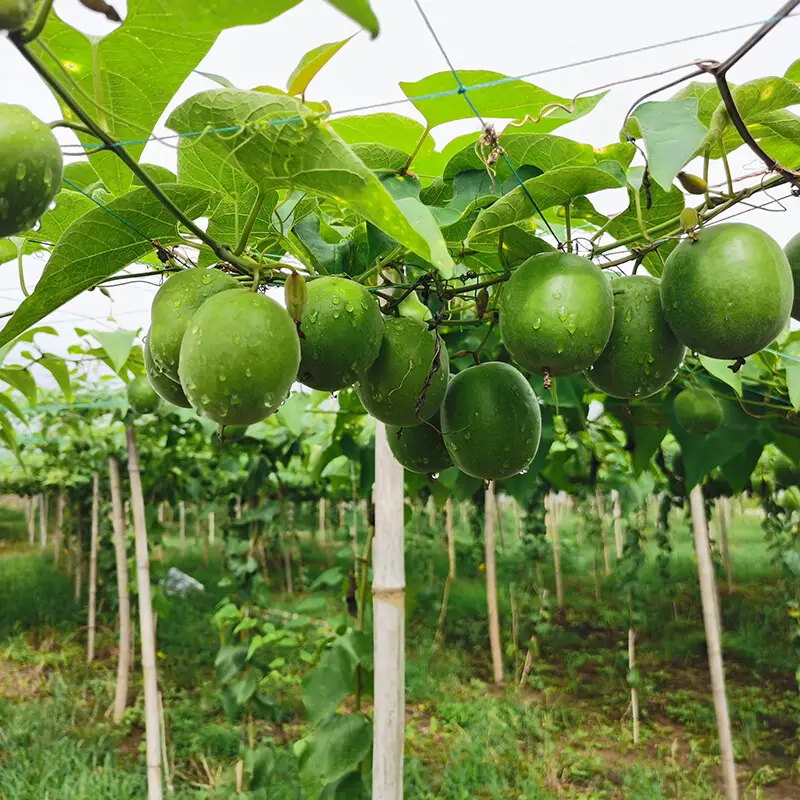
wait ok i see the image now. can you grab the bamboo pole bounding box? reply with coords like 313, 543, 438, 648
433, 497, 456, 649
689, 485, 738, 800
54, 491, 64, 566
178, 501, 186, 551
595, 489, 611, 575
125, 426, 163, 800
38, 492, 47, 549
27, 495, 36, 545
109, 456, 131, 722
628, 627, 640, 744
546, 493, 564, 610
611, 489, 623, 560
372, 422, 405, 800
87, 472, 100, 663
235, 495, 242, 521
717, 498, 734, 593
74, 525, 82, 602
208, 510, 215, 546
318, 497, 327, 540
485, 482, 504, 685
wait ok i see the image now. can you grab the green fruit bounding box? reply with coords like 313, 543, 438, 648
783, 232, 800, 320
773, 454, 800, 488
144, 335, 191, 408
587, 276, 685, 399
220, 425, 249, 442
673, 388, 722, 434
356, 317, 449, 426
387, 413, 452, 474
178, 290, 300, 426
127, 375, 160, 415
298, 276, 384, 391
677, 172, 708, 195
661, 224, 792, 359
441, 362, 541, 480
0, 104, 63, 238
500, 252, 614, 376
150, 269, 240, 381
0, 0, 33, 31
778, 485, 800, 512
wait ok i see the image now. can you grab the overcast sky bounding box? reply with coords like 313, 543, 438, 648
0, 0, 798, 374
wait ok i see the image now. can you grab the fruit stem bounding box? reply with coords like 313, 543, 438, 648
563, 204, 573, 253
9, 34, 261, 277
17, 248, 29, 298
720, 146, 735, 197
401, 125, 431, 173
19, 0, 53, 44
49, 119, 101, 138
702, 152, 711, 216
633, 187, 653, 243
234, 190, 267, 256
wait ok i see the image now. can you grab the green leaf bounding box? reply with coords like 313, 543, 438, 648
668, 397, 759, 489
0, 368, 37, 405
400, 70, 605, 131
215, 645, 249, 684
0, 392, 27, 425
86, 329, 138, 374
721, 440, 762, 493
330, 113, 428, 154
36, 0, 305, 193
351, 143, 409, 171
0, 185, 211, 347
299, 713, 372, 787
194, 70, 236, 88
38, 355, 72, 402
782, 341, 800, 412
443, 133, 594, 180
324, 0, 379, 37
61, 161, 101, 192
303, 641, 357, 724
631, 99, 708, 191
698, 355, 743, 397
287, 36, 354, 96
613, 402, 668, 475
167, 90, 453, 276
468, 165, 625, 241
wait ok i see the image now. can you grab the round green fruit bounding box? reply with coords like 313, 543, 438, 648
178, 290, 300, 426
387, 413, 452, 474
298, 276, 383, 391
220, 425, 249, 442
783, 232, 800, 320
773, 454, 800, 488
144, 335, 191, 408
0, 104, 63, 238
587, 276, 685, 399
356, 317, 449, 426
661, 223, 792, 359
0, 0, 33, 31
150, 268, 240, 381
778, 485, 800, 512
500, 252, 614, 376
127, 375, 160, 415
441, 362, 541, 480
673, 388, 722, 435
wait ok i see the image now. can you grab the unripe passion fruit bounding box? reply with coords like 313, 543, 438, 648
299, 276, 383, 391
783, 232, 800, 320
127, 375, 161, 414
149, 269, 240, 381
587, 276, 685, 399
178, 290, 300, 426
144, 335, 191, 408
356, 317, 448, 426
500, 252, 614, 376
0, 0, 33, 32
0, 104, 63, 238
661, 223, 792, 359
387, 413, 452, 474
441, 362, 541, 480
673, 388, 722, 434
773, 454, 800, 488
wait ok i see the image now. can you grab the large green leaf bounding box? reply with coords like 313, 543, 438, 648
468, 165, 625, 241
299, 713, 372, 787
86, 329, 138, 374
443, 133, 594, 180
168, 90, 453, 275
399, 71, 605, 131
324, 0, 379, 37
330, 113, 429, 154
0, 185, 211, 347
35, 0, 305, 194
0, 368, 37, 405
631, 99, 708, 191
698, 355, 743, 397
287, 37, 354, 96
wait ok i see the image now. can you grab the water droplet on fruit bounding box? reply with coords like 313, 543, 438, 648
464, 432, 471, 440
201, 273, 212, 285
201, 395, 210, 404
332, 310, 340, 319
557, 343, 565, 354
557, 306, 567, 321
565, 318, 577, 335
624, 309, 633, 323
648, 324, 654, 333
16, 163, 26, 180
532, 317, 541, 330
331, 296, 341, 305
552, 290, 562, 300
345, 302, 354, 312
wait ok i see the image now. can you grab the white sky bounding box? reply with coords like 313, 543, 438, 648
0, 0, 798, 378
